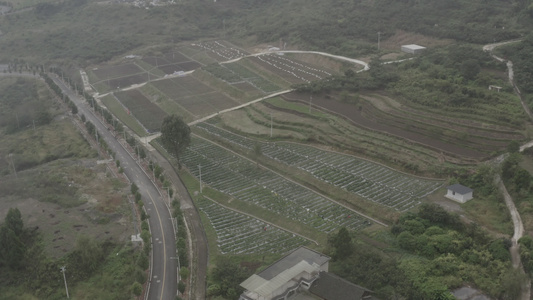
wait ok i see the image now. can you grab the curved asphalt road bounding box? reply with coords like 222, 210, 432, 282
50, 74, 177, 300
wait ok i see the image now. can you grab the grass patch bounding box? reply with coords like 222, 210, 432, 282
266, 96, 330, 118
100, 94, 148, 137
71, 244, 141, 300
426, 188, 513, 236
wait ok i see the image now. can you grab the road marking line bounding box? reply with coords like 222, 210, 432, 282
148, 192, 167, 300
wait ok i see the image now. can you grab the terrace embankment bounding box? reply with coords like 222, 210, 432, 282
282, 91, 524, 163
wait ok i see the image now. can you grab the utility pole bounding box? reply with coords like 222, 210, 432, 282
198, 165, 202, 194
8, 154, 17, 178
378, 32, 381, 51
60, 266, 69, 299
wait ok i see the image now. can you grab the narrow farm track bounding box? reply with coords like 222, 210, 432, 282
222, 50, 370, 72
485, 40, 531, 300
483, 40, 533, 121
495, 175, 530, 300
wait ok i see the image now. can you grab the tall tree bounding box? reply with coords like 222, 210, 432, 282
211, 259, 251, 299
0, 227, 25, 269
160, 115, 191, 167
0, 208, 26, 270
332, 227, 353, 259
5, 207, 23, 237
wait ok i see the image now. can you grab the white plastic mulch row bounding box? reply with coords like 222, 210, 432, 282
181, 137, 372, 233
256, 54, 331, 83
197, 197, 307, 254
192, 41, 247, 61
194, 122, 443, 211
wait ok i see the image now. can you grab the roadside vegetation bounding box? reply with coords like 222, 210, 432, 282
0, 76, 144, 299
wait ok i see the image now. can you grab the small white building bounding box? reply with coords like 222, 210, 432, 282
401, 44, 426, 55
446, 184, 473, 203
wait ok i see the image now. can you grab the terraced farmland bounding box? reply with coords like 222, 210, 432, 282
181, 137, 373, 234
114, 90, 167, 133
197, 197, 308, 254
252, 54, 333, 84
192, 41, 248, 62
204, 62, 281, 94
194, 122, 444, 211
150, 76, 239, 117
91, 63, 143, 79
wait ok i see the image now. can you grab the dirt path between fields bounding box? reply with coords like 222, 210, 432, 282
495, 175, 530, 300
486, 40, 531, 300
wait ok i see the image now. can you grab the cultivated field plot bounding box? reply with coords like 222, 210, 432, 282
191, 41, 248, 62
182, 137, 373, 233
150, 76, 239, 117
92, 63, 143, 79
151, 76, 214, 98
251, 54, 332, 84
142, 55, 202, 75
142, 56, 171, 66
195, 122, 443, 211
108, 73, 150, 89
114, 90, 167, 133
164, 51, 192, 63
204, 62, 281, 94
197, 197, 308, 254
158, 61, 202, 75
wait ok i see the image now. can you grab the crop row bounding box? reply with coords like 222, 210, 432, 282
181, 138, 372, 233
204, 62, 280, 93
255, 54, 331, 83
192, 41, 247, 61
194, 122, 443, 211
114, 89, 167, 133
197, 197, 307, 254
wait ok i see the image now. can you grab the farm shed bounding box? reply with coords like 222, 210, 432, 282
239, 246, 330, 300
446, 184, 473, 203
239, 246, 380, 300
401, 44, 426, 54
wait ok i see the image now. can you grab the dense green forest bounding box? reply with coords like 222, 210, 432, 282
230, 0, 532, 54
327, 204, 520, 299
1, 0, 533, 65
